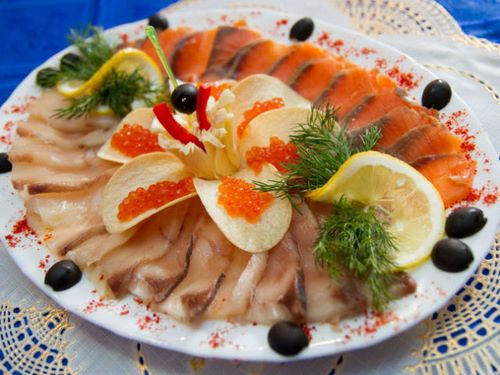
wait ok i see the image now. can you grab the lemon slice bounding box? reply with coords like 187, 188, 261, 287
56, 47, 163, 98
307, 151, 445, 269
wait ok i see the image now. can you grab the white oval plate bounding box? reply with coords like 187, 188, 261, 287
0, 8, 499, 362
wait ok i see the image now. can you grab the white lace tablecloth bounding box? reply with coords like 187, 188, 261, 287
1, 1, 498, 374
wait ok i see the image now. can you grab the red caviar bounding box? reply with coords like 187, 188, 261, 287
111, 124, 164, 157
237, 98, 285, 139
218, 176, 273, 223
118, 177, 195, 221
209, 82, 233, 100
246, 137, 299, 173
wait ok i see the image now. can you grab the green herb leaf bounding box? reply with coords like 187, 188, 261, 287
61, 26, 116, 82
253, 106, 381, 200
313, 197, 397, 311
54, 69, 165, 119
145, 25, 178, 89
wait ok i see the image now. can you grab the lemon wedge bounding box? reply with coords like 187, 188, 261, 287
307, 151, 445, 269
56, 47, 163, 98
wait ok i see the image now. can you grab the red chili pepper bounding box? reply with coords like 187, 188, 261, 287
153, 103, 205, 151
196, 84, 212, 131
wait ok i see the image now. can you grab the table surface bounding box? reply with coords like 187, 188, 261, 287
0, 0, 499, 106
0, 1, 499, 374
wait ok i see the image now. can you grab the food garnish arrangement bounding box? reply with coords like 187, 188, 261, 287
2, 13, 492, 357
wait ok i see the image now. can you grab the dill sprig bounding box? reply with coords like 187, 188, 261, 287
61, 26, 116, 81
313, 198, 398, 311
254, 106, 381, 200
55, 69, 164, 119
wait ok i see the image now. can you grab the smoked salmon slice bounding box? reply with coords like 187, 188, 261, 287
269, 42, 327, 83
415, 154, 476, 207
316, 68, 377, 120
201, 26, 261, 81
230, 40, 289, 80
140, 27, 192, 68
385, 124, 462, 165
171, 29, 218, 82
289, 56, 347, 102
366, 106, 438, 149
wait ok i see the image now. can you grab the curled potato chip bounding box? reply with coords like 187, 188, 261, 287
102, 152, 196, 233
230, 74, 309, 128
193, 165, 292, 253
238, 107, 311, 164
97, 108, 157, 164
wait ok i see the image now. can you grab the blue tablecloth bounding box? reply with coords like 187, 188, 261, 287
0, 0, 499, 105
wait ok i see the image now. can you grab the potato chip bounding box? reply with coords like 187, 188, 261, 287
230, 74, 310, 129
193, 165, 292, 253
102, 152, 196, 233
97, 108, 157, 164
238, 107, 311, 164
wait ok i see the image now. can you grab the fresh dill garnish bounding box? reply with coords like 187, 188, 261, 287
313, 197, 397, 311
60, 26, 116, 82
55, 69, 164, 119
253, 106, 381, 200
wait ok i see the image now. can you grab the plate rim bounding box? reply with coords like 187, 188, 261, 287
1, 7, 499, 362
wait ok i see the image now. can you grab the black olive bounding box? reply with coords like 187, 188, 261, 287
148, 14, 169, 31
45, 260, 82, 291
0, 152, 12, 173
421, 79, 452, 110
267, 321, 309, 356
431, 238, 473, 272
36, 67, 59, 88
445, 207, 487, 238
60, 53, 83, 72
171, 83, 198, 114
290, 17, 315, 42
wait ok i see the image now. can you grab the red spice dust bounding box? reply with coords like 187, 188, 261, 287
12, 218, 34, 235
43, 233, 53, 242
208, 331, 225, 349
84, 298, 111, 313
375, 58, 388, 69
137, 313, 161, 330
5, 234, 20, 248
119, 305, 130, 316
386, 66, 419, 90
361, 47, 376, 55
484, 192, 498, 204
0, 121, 15, 145
464, 183, 499, 205
38, 255, 51, 271
276, 19, 288, 27
300, 324, 317, 342
343, 310, 400, 336
134, 297, 144, 304
443, 110, 479, 162
119, 33, 129, 44
5, 217, 36, 248
374, 58, 421, 90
